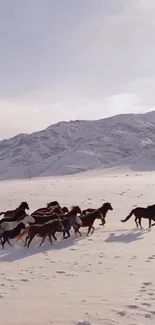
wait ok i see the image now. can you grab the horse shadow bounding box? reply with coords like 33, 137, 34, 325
0, 232, 85, 263
104, 229, 150, 244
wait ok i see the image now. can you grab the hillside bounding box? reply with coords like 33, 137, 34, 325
1, 111, 155, 180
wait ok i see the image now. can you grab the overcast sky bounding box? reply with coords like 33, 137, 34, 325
0, 0, 155, 139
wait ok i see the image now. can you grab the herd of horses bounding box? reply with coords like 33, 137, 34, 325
0, 200, 155, 249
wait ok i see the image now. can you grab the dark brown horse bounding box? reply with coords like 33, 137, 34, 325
31, 201, 60, 217
32, 206, 63, 217
82, 208, 96, 215
32, 213, 59, 225
16, 219, 64, 247
61, 206, 69, 214
121, 204, 155, 228
32, 206, 81, 225
74, 202, 113, 236
0, 202, 29, 220
0, 222, 26, 249
42, 206, 64, 216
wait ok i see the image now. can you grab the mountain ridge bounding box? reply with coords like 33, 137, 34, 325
1, 110, 155, 180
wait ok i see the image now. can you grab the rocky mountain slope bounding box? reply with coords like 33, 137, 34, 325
1, 111, 155, 180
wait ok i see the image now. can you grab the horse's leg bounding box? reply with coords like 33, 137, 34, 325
75, 228, 82, 237
27, 235, 35, 248
63, 230, 66, 239
7, 238, 13, 246
39, 236, 46, 247
91, 226, 95, 235
52, 230, 57, 241
74, 225, 81, 236
149, 218, 152, 228
48, 234, 53, 245
139, 218, 143, 229
87, 225, 92, 236
24, 236, 29, 247
0, 237, 3, 246
1, 238, 5, 249
135, 217, 139, 227
64, 230, 70, 239
100, 218, 106, 226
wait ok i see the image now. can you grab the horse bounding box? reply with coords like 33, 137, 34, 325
74, 202, 113, 236
0, 202, 29, 219
62, 206, 69, 214
98, 202, 113, 226
31, 202, 61, 217
17, 219, 64, 248
121, 204, 155, 228
0, 222, 26, 249
47, 201, 60, 208
0, 207, 29, 225
32, 213, 59, 225
0, 214, 35, 235
82, 208, 96, 215
33, 206, 81, 225
52, 215, 82, 240
41, 206, 65, 216
59, 206, 81, 219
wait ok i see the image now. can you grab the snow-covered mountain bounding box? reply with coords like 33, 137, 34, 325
1, 111, 155, 180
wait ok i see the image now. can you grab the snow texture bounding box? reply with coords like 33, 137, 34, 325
1, 110, 155, 180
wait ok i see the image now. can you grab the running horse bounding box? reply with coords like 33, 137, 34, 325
0, 202, 29, 220
74, 202, 113, 236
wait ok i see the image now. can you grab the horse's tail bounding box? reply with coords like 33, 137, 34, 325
121, 209, 135, 223
0, 212, 4, 216
16, 228, 29, 243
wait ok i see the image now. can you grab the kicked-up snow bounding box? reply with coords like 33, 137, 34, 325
0, 170, 155, 324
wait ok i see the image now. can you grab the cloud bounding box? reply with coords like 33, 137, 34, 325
0, 1, 155, 138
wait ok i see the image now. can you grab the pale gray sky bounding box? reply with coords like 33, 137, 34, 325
0, 0, 155, 139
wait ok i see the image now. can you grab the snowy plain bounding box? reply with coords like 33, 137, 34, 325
0, 169, 155, 325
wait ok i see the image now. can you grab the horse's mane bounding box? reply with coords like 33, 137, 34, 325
46, 201, 59, 207
147, 204, 155, 209
71, 205, 80, 209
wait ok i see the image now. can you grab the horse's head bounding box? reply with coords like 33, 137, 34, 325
20, 202, 29, 210
53, 206, 62, 214
47, 201, 59, 208
102, 202, 113, 211
62, 206, 69, 214
23, 214, 35, 226
71, 206, 81, 215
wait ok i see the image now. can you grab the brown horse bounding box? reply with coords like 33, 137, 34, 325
0, 222, 26, 249
32, 206, 63, 217
16, 219, 64, 248
32, 206, 81, 225
58, 206, 81, 219
121, 204, 155, 228
0, 202, 29, 219
82, 208, 96, 215
31, 201, 60, 216
61, 206, 69, 213
43, 206, 64, 216
74, 202, 113, 236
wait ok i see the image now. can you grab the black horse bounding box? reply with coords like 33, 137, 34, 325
121, 204, 155, 228
0, 222, 26, 249
0, 202, 29, 220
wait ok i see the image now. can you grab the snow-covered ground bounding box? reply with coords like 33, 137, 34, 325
1, 170, 155, 325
